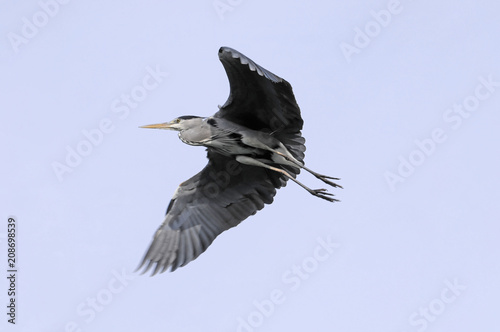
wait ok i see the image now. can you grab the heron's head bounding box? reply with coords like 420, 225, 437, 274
140, 116, 203, 132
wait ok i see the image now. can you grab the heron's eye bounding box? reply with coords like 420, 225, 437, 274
175, 118, 181, 123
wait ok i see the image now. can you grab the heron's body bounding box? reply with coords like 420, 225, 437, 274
180, 116, 296, 163
137, 47, 341, 275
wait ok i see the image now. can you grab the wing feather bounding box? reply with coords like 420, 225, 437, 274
138, 151, 282, 274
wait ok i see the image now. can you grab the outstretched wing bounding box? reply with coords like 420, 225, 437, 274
137, 151, 283, 275
216, 47, 305, 160
216, 46, 303, 132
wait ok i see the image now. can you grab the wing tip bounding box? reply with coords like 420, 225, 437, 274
218, 46, 283, 83
135, 258, 175, 276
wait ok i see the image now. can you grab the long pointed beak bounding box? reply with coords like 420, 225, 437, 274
139, 122, 172, 130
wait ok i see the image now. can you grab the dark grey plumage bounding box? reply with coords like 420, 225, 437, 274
137, 47, 340, 275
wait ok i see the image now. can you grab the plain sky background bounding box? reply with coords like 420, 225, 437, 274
1, 0, 499, 331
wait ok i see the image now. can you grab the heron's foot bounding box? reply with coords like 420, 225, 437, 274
310, 188, 339, 203
314, 174, 343, 189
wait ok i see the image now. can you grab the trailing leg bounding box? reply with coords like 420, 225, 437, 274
235, 156, 338, 202
266, 143, 342, 189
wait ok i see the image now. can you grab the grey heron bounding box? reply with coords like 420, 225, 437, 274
137, 47, 341, 275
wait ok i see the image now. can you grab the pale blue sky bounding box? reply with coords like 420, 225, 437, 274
1, 1, 499, 331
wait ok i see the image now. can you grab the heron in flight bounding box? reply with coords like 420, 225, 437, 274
137, 47, 341, 275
